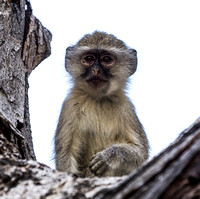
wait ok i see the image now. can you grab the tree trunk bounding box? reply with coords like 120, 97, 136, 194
0, 1, 200, 198
0, 0, 51, 160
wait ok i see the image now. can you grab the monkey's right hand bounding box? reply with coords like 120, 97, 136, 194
89, 150, 110, 176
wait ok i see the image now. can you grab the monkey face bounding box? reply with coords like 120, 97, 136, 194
65, 31, 138, 97
80, 50, 116, 89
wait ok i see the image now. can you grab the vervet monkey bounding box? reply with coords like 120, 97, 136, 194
55, 31, 149, 177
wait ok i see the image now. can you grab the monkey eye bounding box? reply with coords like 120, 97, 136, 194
81, 54, 96, 66
85, 55, 95, 62
101, 55, 116, 67
102, 56, 112, 63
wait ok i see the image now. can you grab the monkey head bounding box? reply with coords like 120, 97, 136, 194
65, 31, 137, 97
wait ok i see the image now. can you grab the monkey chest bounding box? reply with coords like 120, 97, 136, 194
77, 103, 125, 146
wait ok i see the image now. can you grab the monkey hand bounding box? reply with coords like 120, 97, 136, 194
89, 147, 116, 176
89, 151, 110, 176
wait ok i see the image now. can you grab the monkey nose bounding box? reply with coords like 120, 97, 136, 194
91, 68, 100, 76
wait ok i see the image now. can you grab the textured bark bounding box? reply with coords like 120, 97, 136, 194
0, 0, 200, 198
0, 158, 124, 199
0, 0, 52, 160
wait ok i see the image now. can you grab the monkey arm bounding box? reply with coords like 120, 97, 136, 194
89, 143, 147, 177
55, 98, 84, 175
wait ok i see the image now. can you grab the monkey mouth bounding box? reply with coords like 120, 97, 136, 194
86, 77, 108, 88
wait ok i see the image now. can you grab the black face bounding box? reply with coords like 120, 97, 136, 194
81, 50, 116, 88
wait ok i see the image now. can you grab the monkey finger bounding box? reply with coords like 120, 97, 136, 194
90, 153, 103, 164
90, 155, 96, 161
95, 164, 108, 176
90, 152, 100, 161
89, 159, 104, 173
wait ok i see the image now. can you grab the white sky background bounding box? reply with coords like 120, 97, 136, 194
29, 0, 200, 168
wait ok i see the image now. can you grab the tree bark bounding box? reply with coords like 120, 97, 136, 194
0, 0, 51, 160
0, 0, 200, 198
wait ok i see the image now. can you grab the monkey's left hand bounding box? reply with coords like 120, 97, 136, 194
89, 147, 116, 176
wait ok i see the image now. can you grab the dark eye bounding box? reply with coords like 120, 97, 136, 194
81, 54, 95, 66
85, 55, 95, 62
100, 54, 116, 67
102, 56, 112, 63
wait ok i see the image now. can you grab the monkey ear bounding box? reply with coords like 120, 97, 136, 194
128, 49, 137, 76
66, 46, 74, 52
65, 46, 74, 73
